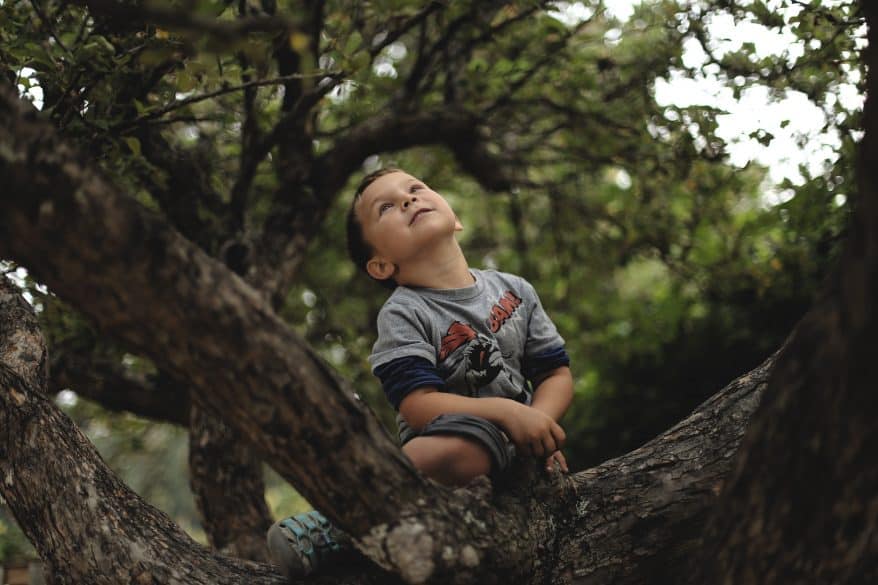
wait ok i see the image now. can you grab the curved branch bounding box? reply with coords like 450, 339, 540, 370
0, 84, 549, 583
314, 109, 512, 198
243, 108, 513, 305
0, 83, 419, 534
555, 352, 774, 583
49, 343, 190, 426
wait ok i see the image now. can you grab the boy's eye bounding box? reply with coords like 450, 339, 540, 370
410, 185, 422, 193
378, 202, 393, 215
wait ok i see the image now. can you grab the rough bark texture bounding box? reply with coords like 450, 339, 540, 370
553, 354, 772, 584
701, 5, 878, 582
130, 107, 276, 557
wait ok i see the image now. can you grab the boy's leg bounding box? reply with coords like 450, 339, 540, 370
268, 415, 512, 577
403, 434, 492, 487
402, 414, 516, 487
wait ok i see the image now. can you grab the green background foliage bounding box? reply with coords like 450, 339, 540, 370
0, 0, 864, 559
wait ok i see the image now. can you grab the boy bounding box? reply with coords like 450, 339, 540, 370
267, 168, 573, 576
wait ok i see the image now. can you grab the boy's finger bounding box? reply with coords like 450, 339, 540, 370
544, 451, 563, 473
555, 450, 569, 473
550, 421, 566, 449
531, 439, 548, 458
541, 436, 557, 457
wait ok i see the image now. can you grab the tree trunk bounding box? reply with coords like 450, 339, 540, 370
189, 403, 273, 561
702, 4, 878, 581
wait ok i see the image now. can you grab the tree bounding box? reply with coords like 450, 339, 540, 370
0, 0, 874, 583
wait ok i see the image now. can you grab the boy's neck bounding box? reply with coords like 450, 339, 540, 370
395, 239, 475, 290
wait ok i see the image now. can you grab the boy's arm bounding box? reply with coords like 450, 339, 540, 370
399, 388, 566, 457
530, 365, 573, 472
529, 366, 574, 422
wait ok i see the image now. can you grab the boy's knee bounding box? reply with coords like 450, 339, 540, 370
403, 435, 492, 486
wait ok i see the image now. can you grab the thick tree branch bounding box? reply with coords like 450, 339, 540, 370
557, 352, 773, 584
0, 84, 553, 583
314, 108, 512, 197
188, 404, 272, 561
0, 83, 414, 528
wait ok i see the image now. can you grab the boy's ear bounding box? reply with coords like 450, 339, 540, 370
366, 256, 397, 282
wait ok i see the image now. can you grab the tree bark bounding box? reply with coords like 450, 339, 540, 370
551, 354, 772, 584
131, 109, 277, 559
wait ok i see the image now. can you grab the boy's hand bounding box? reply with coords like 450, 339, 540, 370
500, 401, 566, 457
545, 450, 568, 473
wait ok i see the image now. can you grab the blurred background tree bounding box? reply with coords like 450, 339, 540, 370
0, 0, 864, 561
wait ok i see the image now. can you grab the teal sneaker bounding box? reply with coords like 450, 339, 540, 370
266, 511, 348, 577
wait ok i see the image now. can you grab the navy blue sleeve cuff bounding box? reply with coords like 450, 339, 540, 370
524, 346, 570, 388
373, 356, 445, 410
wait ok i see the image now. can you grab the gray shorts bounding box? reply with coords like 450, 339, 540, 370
401, 413, 517, 474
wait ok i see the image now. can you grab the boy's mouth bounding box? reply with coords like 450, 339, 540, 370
410, 208, 432, 225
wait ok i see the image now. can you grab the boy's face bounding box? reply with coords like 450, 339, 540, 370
355, 171, 462, 281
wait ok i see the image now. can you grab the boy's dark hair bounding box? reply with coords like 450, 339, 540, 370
346, 167, 401, 290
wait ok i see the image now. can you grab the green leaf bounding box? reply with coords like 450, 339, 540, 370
124, 137, 141, 156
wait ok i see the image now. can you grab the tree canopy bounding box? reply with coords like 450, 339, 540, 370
0, 0, 874, 583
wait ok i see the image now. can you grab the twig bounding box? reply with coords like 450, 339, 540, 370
143, 115, 225, 126
115, 71, 343, 129
29, 0, 73, 55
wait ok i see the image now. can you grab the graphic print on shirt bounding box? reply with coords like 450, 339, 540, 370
488, 290, 522, 333
437, 290, 524, 397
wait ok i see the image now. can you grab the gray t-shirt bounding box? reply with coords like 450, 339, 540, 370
369, 269, 565, 439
